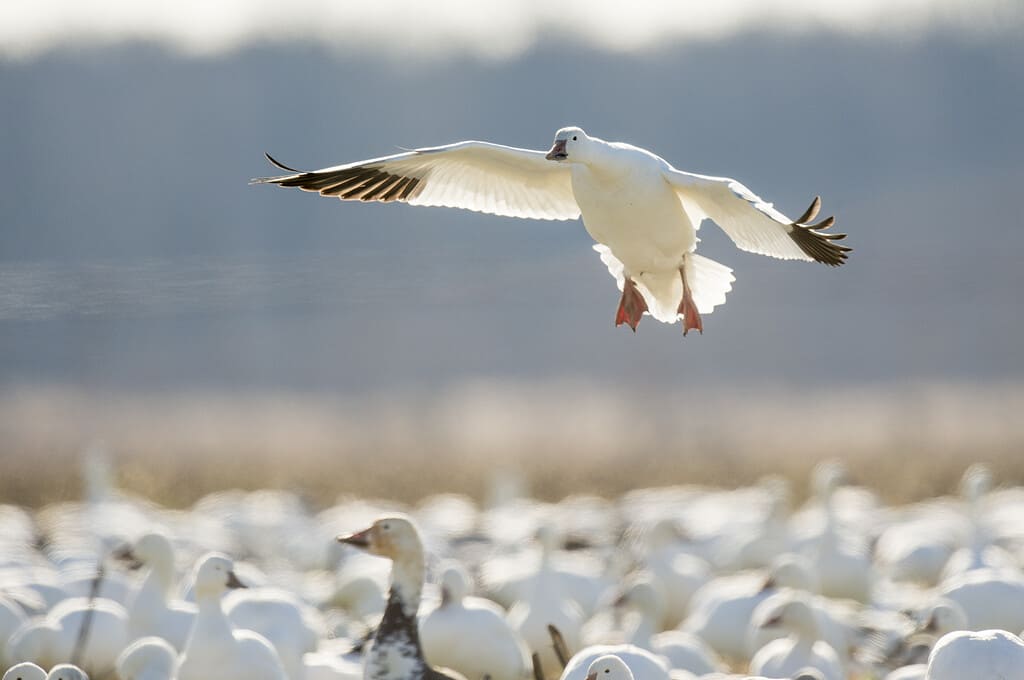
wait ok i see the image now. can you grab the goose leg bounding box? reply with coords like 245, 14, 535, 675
677, 265, 702, 336
615, 277, 648, 332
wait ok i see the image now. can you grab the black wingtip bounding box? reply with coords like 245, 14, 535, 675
793, 196, 822, 225
264, 152, 302, 173
787, 197, 852, 266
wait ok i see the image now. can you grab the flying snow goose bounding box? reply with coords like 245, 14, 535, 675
254, 127, 849, 335
336, 515, 462, 680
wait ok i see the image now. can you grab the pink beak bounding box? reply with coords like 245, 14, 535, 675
337, 526, 372, 548
545, 139, 568, 161
585, 674, 597, 680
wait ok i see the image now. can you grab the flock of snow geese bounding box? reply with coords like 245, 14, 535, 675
1, 461, 1024, 680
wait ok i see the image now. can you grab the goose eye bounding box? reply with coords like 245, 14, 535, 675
382, 523, 390, 530
572, 135, 578, 141
604, 670, 609, 674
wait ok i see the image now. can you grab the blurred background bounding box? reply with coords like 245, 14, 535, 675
1, 0, 1023, 507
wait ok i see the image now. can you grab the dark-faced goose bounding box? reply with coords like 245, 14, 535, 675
254, 127, 849, 335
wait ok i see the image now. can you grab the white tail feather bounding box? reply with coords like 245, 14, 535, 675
593, 246, 735, 324
686, 252, 735, 314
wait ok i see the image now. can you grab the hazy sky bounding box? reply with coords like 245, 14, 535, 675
2, 0, 1020, 60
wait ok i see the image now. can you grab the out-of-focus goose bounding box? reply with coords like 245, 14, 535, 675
748, 595, 843, 680
176, 553, 287, 680
682, 554, 816, 664
6, 597, 128, 678
420, 562, 529, 680
113, 534, 196, 651
613, 578, 723, 676
559, 645, 668, 680
2, 662, 46, 680
115, 636, 177, 680
925, 629, 1024, 679
254, 127, 849, 335
43, 665, 88, 680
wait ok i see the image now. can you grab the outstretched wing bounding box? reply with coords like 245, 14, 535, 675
253, 141, 581, 221
663, 168, 851, 266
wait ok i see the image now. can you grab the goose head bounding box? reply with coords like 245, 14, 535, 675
584, 655, 634, 680
192, 552, 246, 599
613, 577, 664, 623
546, 126, 593, 163
114, 533, 174, 572
2, 662, 47, 680
337, 515, 423, 563
439, 561, 471, 606
921, 599, 968, 635
44, 665, 89, 680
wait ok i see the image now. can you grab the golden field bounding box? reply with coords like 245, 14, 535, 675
2, 381, 1023, 509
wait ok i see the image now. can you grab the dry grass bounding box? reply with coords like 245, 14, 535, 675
2, 381, 1024, 509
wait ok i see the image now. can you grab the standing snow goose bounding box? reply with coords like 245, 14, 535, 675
336, 515, 461, 680
113, 533, 196, 650
419, 562, 529, 680
612, 578, 723, 676
254, 127, 849, 335
6, 597, 129, 678
223, 584, 322, 680
747, 595, 843, 680
176, 553, 287, 680
681, 554, 816, 665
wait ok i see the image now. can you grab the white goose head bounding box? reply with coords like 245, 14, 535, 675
2, 662, 47, 680
44, 665, 89, 680
584, 655, 634, 680
192, 552, 246, 600
439, 561, 471, 606
546, 126, 593, 163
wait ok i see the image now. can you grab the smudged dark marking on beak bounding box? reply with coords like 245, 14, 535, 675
545, 139, 568, 161
225, 570, 247, 589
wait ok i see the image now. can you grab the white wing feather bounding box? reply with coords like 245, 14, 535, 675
663, 167, 849, 266
255, 141, 580, 221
